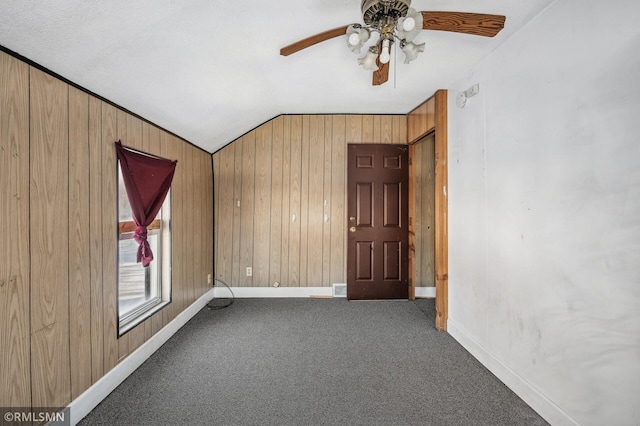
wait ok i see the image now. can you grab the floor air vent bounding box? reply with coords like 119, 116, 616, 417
332, 283, 347, 298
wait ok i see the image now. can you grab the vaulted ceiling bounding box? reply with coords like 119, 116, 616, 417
0, 1, 555, 153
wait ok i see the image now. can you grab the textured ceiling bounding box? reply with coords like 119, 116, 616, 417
0, 1, 555, 153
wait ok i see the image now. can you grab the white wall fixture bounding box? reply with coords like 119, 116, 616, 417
456, 83, 480, 108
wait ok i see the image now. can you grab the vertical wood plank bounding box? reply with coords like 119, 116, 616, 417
207, 150, 215, 291
380, 115, 393, 144
270, 116, 284, 286
116, 109, 128, 147
29, 68, 71, 407
146, 123, 160, 157
434, 90, 448, 331
202, 149, 212, 296
212, 150, 220, 285
192, 147, 202, 296
174, 136, 186, 315
330, 115, 346, 286
322, 116, 333, 286
185, 144, 196, 305
254, 122, 272, 286
239, 132, 255, 287
393, 115, 403, 143
217, 145, 235, 284
68, 86, 92, 398
307, 116, 324, 286
127, 322, 146, 355
280, 116, 292, 285
147, 125, 164, 336
101, 102, 118, 371
288, 116, 302, 286
346, 115, 363, 144
203, 149, 214, 294
141, 122, 150, 154
165, 135, 179, 318
299, 116, 310, 286
193, 147, 204, 297
372, 115, 381, 143
127, 114, 143, 150
398, 114, 407, 144
88, 96, 103, 383
116, 110, 131, 361
160, 131, 174, 328
207, 149, 215, 290
174, 135, 185, 316
0, 52, 30, 407
231, 140, 243, 286
195, 147, 204, 297
362, 115, 374, 142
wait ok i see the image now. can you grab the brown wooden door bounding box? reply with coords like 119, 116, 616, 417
347, 144, 409, 299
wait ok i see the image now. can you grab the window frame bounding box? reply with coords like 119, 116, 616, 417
116, 161, 172, 337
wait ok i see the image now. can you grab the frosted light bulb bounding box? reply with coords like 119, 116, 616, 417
348, 33, 360, 46
379, 39, 391, 64
402, 17, 415, 32
379, 48, 390, 64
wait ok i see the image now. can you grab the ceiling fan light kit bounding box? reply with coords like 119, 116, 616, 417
280, 2, 506, 86
400, 39, 425, 64
346, 24, 371, 53
359, 46, 380, 71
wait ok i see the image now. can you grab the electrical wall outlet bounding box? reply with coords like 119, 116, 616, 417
207, 273, 212, 285
246, 267, 252, 277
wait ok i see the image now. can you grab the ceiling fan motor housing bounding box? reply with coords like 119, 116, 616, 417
361, 0, 411, 28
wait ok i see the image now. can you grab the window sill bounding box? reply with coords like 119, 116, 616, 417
118, 300, 171, 337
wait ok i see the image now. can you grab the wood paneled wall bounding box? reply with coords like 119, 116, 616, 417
213, 114, 406, 287
0, 50, 213, 409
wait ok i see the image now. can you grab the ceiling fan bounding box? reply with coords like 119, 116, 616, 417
280, 0, 506, 86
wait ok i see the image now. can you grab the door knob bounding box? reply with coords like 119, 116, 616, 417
349, 216, 356, 222
349, 226, 356, 233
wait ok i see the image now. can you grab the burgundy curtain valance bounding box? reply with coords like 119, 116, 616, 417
115, 140, 177, 267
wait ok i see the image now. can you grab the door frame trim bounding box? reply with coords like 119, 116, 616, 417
434, 90, 448, 332
407, 90, 448, 331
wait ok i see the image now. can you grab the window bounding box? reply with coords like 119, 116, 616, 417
117, 164, 171, 335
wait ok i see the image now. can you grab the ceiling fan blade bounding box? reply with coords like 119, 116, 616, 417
280, 25, 350, 56
372, 58, 389, 86
421, 11, 506, 37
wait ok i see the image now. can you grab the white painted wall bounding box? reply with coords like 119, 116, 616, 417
446, 1, 640, 425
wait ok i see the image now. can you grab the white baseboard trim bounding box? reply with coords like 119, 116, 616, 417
213, 286, 435, 299
212, 286, 332, 298
414, 287, 436, 298
68, 288, 215, 425
447, 318, 580, 426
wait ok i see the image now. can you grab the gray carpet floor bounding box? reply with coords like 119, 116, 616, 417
79, 298, 548, 426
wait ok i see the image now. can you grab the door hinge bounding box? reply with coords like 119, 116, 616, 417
409, 217, 412, 226
408, 157, 412, 166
